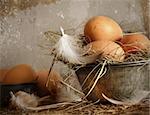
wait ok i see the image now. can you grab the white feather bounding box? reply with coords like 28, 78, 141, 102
102, 90, 150, 105
102, 93, 128, 105
10, 91, 38, 110
54, 27, 97, 64
9, 91, 73, 111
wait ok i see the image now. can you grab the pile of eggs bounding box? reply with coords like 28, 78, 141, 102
84, 16, 150, 62
0, 64, 61, 96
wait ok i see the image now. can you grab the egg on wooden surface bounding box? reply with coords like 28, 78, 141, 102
120, 33, 150, 53
3, 64, 36, 84
0, 69, 9, 82
88, 40, 125, 62
84, 16, 123, 42
36, 70, 62, 96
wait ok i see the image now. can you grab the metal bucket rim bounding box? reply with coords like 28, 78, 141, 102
85, 59, 150, 68
108, 59, 150, 67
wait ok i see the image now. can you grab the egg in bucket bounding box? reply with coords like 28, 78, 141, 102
74, 16, 150, 104
42, 16, 150, 104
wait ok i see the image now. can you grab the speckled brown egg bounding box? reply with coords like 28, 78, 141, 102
120, 33, 150, 53
88, 40, 125, 62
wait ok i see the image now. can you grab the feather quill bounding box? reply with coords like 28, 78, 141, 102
54, 27, 97, 64
102, 90, 150, 105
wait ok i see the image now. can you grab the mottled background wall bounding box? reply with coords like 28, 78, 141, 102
0, 0, 149, 70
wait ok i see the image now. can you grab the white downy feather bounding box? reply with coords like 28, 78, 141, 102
10, 91, 38, 110
54, 27, 97, 64
9, 91, 73, 111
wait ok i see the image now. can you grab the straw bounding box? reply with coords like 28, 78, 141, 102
83, 60, 107, 99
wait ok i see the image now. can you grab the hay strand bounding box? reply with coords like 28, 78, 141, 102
83, 61, 107, 99
60, 80, 84, 96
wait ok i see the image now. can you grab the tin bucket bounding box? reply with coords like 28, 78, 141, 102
76, 60, 150, 102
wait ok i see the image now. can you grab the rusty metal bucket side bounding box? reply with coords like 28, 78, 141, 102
76, 59, 150, 101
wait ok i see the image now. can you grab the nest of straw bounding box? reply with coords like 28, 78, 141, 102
42, 30, 150, 65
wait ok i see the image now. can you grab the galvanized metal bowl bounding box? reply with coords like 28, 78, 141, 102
76, 59, 150, 102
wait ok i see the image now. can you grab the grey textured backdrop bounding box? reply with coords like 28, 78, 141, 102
0, 0, 149, 70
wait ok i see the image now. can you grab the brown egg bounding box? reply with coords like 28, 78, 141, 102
84, 16, 123, 42
36, 70, 62, 96
120, 33, 150, 53
0, 69, 9, 82
88, 40, 125, 62
3, 64, 36, 84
